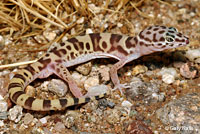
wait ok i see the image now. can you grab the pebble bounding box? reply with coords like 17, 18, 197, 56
156, 93, 200, 133
86, 28, 93, 34
162, 73, 175, 84
98, 99, 115, 109
132, 65, 148, 76
83, 85, 108, 97
121, 100, 133, 108
126, 120, 153, 134
54, 122, 65, 132
75, 62, 92, 75
98, 65, 110, 82
127, 77, 162, 103
77, 17, 84, 24
84, 76, 99, 91
0, 111, 7, 120
47, 79, 68, 97
0, 120, 4, 127
43, 30, 57, 41
65, 115, 75, 128
185, 49, 200, 63
39, 116, 48, 124
0, 100, 8, 112
158, 67, 177, 84
105, 109, 121, 125
8, 105, 23, 123
23, 113, 34, 125
180, 63, 197, 78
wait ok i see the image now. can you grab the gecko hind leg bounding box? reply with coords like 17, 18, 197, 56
52, 63, 83, 98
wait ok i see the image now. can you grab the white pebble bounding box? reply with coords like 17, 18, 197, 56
8, 105, 23, 123
121, 100, 133, 108
185, 49, 200, 63
83, 85, 108, 97
77, 17, 84, 24
40, 117, 48, 124
0, 120, 4, 127
0, 95, 3, 100
0, 100, 8, 112
162, 73, 175, 84
158, 67, 177, 77
117, 23, 123, 27
86, 28, 93, 34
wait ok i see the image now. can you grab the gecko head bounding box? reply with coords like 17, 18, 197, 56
137, 25, 189, 52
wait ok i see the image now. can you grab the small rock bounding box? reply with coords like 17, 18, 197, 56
84, 76, 99, 91
158, 67, 177, 84
23, 113, 34, 125
0, 111, 7, 120
0, 100, 8, 112
180, 63, 197, 79
121, 100, 133, 108
126, 120, 153, 134
0, 120, 4, 127
54, 122, 65, 132
34, 35, 47, 44
77, 17, 84, 24
98, 65, 110, 82
127, 77, 162, 103
39, 116, 49, 124
132, 65, 148, 76
98, 99, 115, 109
8, 105, 23, 123
75, 62, 92, 76
88, 4, 101, 13
156, 93, 200, 133
162, 73, 175, 84
43, 30, 57, 41
83, 85, 108, 97
86, 28, 93, 34
65, 115, 75, 128
185, 49, 200, 63
105, 109, 121, 125
47, 79, 68, 97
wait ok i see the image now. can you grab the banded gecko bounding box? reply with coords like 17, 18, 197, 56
8, 25, 189, 111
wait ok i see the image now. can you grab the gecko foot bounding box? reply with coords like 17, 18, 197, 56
112, 83, 130, 95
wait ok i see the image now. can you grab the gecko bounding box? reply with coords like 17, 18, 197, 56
8, 25, 189, 111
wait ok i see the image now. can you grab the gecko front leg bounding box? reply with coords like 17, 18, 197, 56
52, 63, 83, 98
110, 58, 130, 94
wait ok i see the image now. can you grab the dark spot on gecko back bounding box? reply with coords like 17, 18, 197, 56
125, 37, 135, 48
86, 42, 90, 50
73, 98, 79, 105
102, 41, 107, 49
12, 90, 24, 102
24, 65, 35, 75
38, 58, 51, 71
43, 99, 51, 110
13, 74, 26, 82
89, 33, 101, 50
59, 99, 67, 107
117, 45, 128, 55
8, 83, 22, 90
110, 34, 123, 45
24, 97, 35, 109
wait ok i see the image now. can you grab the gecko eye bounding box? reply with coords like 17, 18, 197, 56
169, 27, 177, 32
165, 36, 174, 42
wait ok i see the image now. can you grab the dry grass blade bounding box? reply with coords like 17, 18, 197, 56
0, 60, 38, 69
9, 0, 65, 28
0, 10, 23, 30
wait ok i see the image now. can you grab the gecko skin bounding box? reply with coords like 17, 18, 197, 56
8, 26, 189, 111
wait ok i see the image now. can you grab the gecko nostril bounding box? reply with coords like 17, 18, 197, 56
186, 39, 189, 44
